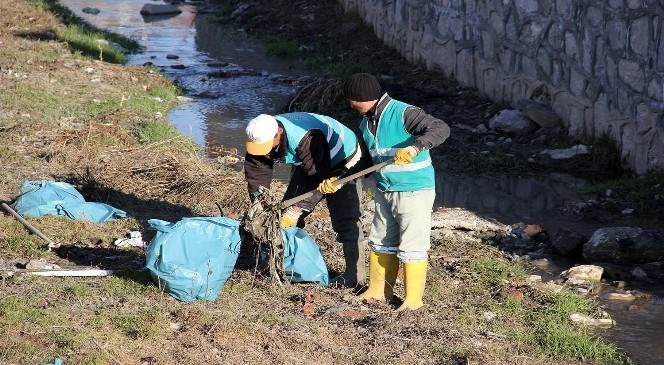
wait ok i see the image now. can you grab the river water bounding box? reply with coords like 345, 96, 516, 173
61, 1, 664, 363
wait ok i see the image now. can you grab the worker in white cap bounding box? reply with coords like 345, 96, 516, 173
244, 112, 367, 287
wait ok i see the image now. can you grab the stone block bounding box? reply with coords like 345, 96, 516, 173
586, 5, 603, 27
581, 32, 594, 74
647, 77, 663, 101
629, 16, 650, 56
619, 58, 646, 91
555, 0, 572, 17
515, 0, 539, 19
522, 21, 545, 45
564, 31, 578, 58
627, 0, 644, 9
479, 64, 502, 100
430, 39, 457, 77
489, 10, 504, 36
481, 30, 495, 59
608, 19, 627, 51
658, 23, 664, 69
537, 49, 552, 80
547, 22, 564, 50
569, 67, 587, 97
456, 49, 476, 87
521, 55, 538, 78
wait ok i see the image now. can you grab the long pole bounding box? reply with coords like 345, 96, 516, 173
1, 202, 57, 249
280, 159, 393, 209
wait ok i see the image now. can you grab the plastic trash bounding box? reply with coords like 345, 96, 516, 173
114, 231, 145, 247
281, 227, 329, 286
145, 217, 241, 302
14, 180, 126, 223
46, 358, 63, 365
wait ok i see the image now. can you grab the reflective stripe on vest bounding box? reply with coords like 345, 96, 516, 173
361, 100, 434, 191
274, 112, 357, 166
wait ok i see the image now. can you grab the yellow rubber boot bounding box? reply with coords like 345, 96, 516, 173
396, 260, 428, 311
359, 252, 399, 302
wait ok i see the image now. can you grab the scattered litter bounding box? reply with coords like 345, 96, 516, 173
114, 231, 145, 247
45, 358, 63, 365
3, 267, 115, 277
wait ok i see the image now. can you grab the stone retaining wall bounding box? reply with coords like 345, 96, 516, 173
339, 0, 664, 173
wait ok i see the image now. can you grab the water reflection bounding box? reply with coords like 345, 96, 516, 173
435, 172, 600, 235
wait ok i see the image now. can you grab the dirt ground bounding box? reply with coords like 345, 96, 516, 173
0, 1, 636, 364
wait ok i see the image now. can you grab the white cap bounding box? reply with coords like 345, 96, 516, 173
245, 114, 279, 155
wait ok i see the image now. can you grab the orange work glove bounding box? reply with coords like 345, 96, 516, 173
394, 146, 418, 165
318, 177, 341, 194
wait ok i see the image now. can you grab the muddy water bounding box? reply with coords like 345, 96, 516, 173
61, 1, 664, 363
61, 0, 306, 178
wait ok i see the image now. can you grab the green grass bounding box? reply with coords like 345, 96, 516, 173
458, 257, 631, 364
124, 85, 182, 114
134, 120, 181, 144
5, 82, 180, 124
487, 290, 632, 364
57, 24, 127, 63
110, 307, 167, 339
465, 257, 525, 288
98, 275, 152, 298
28, 0, 140, 64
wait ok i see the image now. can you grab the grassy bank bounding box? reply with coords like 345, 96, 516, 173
0, 1, 633, 364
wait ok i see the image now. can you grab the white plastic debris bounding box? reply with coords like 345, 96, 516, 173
114, 231, 145, 247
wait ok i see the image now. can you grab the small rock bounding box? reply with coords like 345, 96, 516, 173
531, 258, 549, 269
166, 54, 180, 60
575, 287, 590, 295
602, 292, 636, 301
26, 259, 60, 270
569, 312, 615, 327
525, 275, 542, 284
561, 265, 604, 282
82, 7, 101, 15
483, 311, 497, 321
631, 267, 648, 278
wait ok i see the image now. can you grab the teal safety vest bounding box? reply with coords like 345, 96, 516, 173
361, 99, 435, 191
274, 112, 357, 167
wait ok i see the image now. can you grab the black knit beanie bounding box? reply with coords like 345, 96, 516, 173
343, 73, 382, 101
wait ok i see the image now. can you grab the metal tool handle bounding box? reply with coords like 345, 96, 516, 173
2, 202, 58, 249
279, 159, 393, 209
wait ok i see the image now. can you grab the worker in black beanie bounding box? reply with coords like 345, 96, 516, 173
320, 73, 450, 310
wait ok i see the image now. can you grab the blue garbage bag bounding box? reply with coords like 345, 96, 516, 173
281, 227, 329, 286
145, 217, 241, 302
14, 180, 126, 223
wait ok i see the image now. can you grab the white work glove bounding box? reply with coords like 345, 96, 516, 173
280, 206, 303, 229
394, 146, 418, 165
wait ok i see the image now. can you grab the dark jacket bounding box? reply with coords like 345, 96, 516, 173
244, 127, 340, 211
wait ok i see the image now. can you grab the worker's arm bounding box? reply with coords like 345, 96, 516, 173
244, 152, 274, 200
403, 106, 450, 152
290, 130, 331, 211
